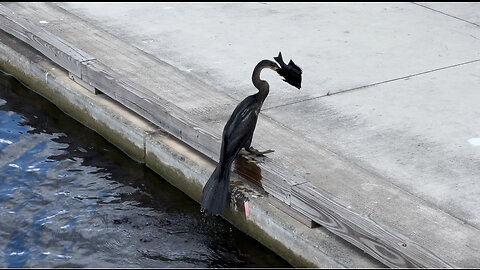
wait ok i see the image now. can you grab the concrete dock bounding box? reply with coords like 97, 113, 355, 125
0, 2, 479, 267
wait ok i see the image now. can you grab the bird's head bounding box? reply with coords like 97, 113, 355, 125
274, 52, 302, 89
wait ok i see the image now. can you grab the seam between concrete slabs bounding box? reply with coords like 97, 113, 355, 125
411, 2, 480, 28
263, 58, 480, 111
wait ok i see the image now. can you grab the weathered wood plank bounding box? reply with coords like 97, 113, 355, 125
233, 155, 302, 204
268, 195, 319, 228
80, 59, 222, 161
257, 162, 298, 204
0, 4, 94, 76
68, 72, 99, 94
291, 182, 452, 268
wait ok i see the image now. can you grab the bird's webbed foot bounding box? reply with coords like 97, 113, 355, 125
240, 146, 274, 157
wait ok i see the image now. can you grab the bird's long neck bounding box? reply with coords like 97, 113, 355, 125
252, 60, 278, 103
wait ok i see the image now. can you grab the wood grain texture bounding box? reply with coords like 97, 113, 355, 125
0, 4, 94, 76
268, 195, 319, 228
68, 72, 98, 94
291, 182, 452, 268
233, 155, 304, 204
79, 59, 222, 161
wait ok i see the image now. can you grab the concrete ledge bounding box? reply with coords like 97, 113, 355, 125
0, 29, 384, 268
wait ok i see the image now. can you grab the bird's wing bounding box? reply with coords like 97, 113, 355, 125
220, 96, 260, 161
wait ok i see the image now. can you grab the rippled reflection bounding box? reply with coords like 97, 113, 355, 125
0, 71, 291, 268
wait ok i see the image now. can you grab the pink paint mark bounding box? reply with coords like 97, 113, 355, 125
244, 201, 250, 217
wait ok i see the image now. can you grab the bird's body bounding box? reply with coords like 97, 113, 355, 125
201, 53, 302, 215
200, 95, 261, 214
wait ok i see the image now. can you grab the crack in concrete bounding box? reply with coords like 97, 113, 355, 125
411, 2, 480, 28
263, 58, 480, 111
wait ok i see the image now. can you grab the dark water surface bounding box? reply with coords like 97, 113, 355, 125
0, 71, 291, 268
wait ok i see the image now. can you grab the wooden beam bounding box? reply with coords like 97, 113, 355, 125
0, 4, 95, 76
68, 72, 99, 94
268, 195, 319, 228
234, 154, 306, 204
291, 182, 452, 268
79, 59, 222, 160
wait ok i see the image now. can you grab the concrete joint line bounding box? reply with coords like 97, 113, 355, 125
411, 2, 480, 28
264, 58, 480, 111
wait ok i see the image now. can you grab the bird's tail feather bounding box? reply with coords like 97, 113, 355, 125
201, 165, 231, 215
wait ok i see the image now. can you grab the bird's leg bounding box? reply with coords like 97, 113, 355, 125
241, 146, 275, 157
240, 137, 274, 157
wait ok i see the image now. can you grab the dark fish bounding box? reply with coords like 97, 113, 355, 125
274, 52, 302, 89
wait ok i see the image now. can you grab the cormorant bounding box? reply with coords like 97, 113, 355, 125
201, 52, 302, 215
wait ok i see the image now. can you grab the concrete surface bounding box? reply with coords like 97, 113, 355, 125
57, 2, 480, 108
415, 2, 480, 26
2, 1, 480, 267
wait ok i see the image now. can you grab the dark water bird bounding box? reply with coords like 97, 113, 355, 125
201, 52, 302, 215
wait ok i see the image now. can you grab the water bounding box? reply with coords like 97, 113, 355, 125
0, 71, 291, 268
